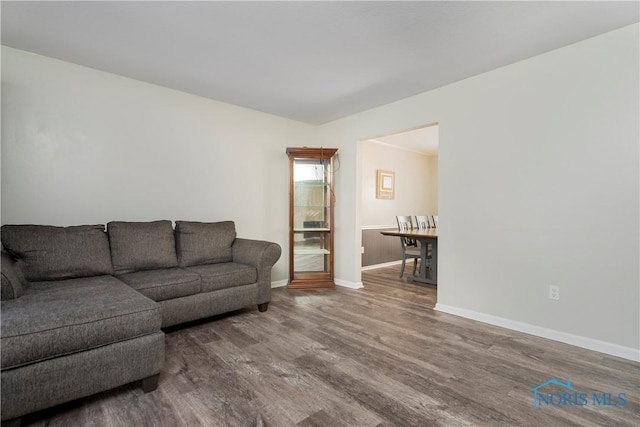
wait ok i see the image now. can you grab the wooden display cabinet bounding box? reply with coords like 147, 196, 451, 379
286, 147, 338, 289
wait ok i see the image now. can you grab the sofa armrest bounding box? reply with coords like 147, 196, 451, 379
231, 238, 281, 304
1, 251, 26, 300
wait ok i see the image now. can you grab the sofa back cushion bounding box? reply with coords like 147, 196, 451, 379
108, 220, 178, 274
0, 224, 114, 282
175, 221, 236, 267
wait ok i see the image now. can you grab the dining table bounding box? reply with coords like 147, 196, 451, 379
380, 228, 438, 285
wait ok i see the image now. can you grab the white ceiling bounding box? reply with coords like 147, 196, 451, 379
1, 1, 638, 127
370, 124, 440, 156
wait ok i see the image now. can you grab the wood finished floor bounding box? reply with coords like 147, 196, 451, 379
21, 267, 639, 426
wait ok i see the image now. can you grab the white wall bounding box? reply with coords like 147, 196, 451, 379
319, 24, 639, 357
2, 23, 638, 357
1, 47, 316, 282
360, 140, 437, 227
426, 155, 438, 214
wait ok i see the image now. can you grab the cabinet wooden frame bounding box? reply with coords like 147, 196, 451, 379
286, 147, 338, 289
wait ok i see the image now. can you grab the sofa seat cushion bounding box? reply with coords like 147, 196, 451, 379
116, 268, 201, 302
1, 224, 113, 281
184, 262, 257, 293
0, 275, 160, 370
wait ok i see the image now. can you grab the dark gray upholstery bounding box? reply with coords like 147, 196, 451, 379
0, 220, 281, 423
1, 332, 164, 421
232, 238, 282, 305
1, 252, 25, 300
1, 275, 160, 370
184, 262, 257, 293
159, 283, 258, 328
108, 221, 178, 274
175, 220, 236, 267
1, 224, 113, 281
116, 268, 201, 302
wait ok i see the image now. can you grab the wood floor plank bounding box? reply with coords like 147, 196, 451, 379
206, 335, 383, 426
292, 353, 441, 427
303, 324, 519, 425
17, 266, 640, 426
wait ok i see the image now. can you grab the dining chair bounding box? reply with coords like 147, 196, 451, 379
415, 215, 431, 230
396, 216, 421, 278
414, 215, 433, 273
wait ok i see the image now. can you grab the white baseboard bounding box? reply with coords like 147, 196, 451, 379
361, 260, 403, 271
335, 279, 364, 289
271, 279, 288, 288
434, 303, 640, 362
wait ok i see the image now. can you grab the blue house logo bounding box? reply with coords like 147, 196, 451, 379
530, 378, 575, 409
530, 378, 627, 409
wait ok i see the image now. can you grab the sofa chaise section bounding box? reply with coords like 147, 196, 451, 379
0, 225, 164, 425
0, 274, 164, 422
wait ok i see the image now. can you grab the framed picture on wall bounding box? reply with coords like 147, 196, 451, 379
376, 170, 395, 199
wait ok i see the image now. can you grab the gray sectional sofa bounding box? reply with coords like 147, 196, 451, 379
0, 220, 281, 425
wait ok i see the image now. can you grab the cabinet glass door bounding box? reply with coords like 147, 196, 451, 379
293, 159, 331, 274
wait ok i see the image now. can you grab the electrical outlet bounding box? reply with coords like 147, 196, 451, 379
361, 246, 365, 254
549, 285, 560, 301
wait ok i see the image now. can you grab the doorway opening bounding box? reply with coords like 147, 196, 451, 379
358, 123, 439, 292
